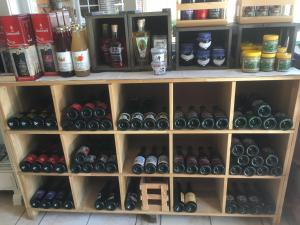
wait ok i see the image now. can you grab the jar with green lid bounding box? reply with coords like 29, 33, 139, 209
242, 51, 261, 73
276, 53, 291, 72
260, 53, 275, 72
262, 35, 279, 53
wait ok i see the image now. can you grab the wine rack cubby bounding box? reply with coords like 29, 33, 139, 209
0, 70, 300, 225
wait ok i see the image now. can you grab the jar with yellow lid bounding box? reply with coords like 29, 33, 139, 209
262, 35, 279, 53
277, 46, 287, 53
242, 50, 261, 73
276, 53, 291, 72
240, 43, 256, 65
260, 53, 275, 72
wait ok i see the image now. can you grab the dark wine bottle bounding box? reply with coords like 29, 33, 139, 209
270, 165, 283, 176
198, 148, 212, 175
19, 152, 38, 172
41, 190, 57, 209
80, 102, 95, 120
82, 154, 96, 173
173, 182, 185, 212
156, 111, 169, 130
231, 137, 245, 157
45, 113, 57, 129
210, 151, 225, 175
94, 101, 107, 118
95, 181, 111, 210
106, 153, 118, 173
251, 98, 272, 118
20, 111, 36, 129
230, 163, 243, 175
74, 119, 87, 130
64, 192, 75, 209
186, 146, 198, 174
7, 113, 23, 129
52, 189, 67, 209
199, 106, 215, 129
236, 155, 250, 167
262, 116, 277, 130
71, 162, 82, 173
243, 165, 256, 176
235, 182, 250, 214
32, 111, 47, 129
87, 119, 100, 131
157, 146, 169, 173
262, 147, 279, 167
187, 106, 200, 129
233, 111, 247, 129
173, 146, 185, 173
73, 146, 91, 164
117, 113, 131, 131
144, 112, 156, 130
125, 178, 140, 210
131, 112, 144, 130
247, 183, 263, 214
64, 103, 82, 121
61, 120, 75, 130
95, 152, 108, 172
32, 154, 48, 172
246, 111, 262, 129
226, 188, 238, 214
174, 106, 187, 129
251, 155, 264, 168
105, 182, 120, 211
132, 147, 146, 174
30, 187, 47, 208
43, 154, 60, 172
144, 147, 158, 174
242, 138, 259, 157
275, 112, 293, 130
101, 113, 113, 130
213, 106, 229, 130
54, 156, 67, 173
184, 183, 197, 213
256, 165, 269, 176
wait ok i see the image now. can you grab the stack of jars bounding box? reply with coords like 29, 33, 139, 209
243, 5, 291, 17
180, 32, 226, 67
241, 35, 292, 73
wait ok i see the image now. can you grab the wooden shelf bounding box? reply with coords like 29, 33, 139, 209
0, 69, 300, 224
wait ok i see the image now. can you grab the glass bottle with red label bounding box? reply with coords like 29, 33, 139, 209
71, 24, 90, 77
55, 26, 74, 77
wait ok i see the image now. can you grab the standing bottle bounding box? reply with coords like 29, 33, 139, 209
55, 26, 74, 77
125, 178, 140, 210
145, 146, 158, 174
100, 24, 111, 65
184, 183, 197, 213
174, 106, 187, 129
199, 106, 215, 129
207, 0, 222, 19
105, 182, 120, 210
95, 181, 111, 210
132, 146, 146, 174
186, 146, 198, 174
174, 182, 185, 212
233, 111, 247, 129
109, 24, 125, 68
187, 106, 200, 129
71, 24, 90, 76
173, 145, 186, 173
157, 146, 169, 173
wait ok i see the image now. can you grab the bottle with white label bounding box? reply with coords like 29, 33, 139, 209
132, 147, 146, 174
55, 26, 74, 77
184, 182, 197, 212
145, 146, 158, 174
71, 24, 90, 77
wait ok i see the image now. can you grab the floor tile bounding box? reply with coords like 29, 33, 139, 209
16, 211, 45, 225
87, 214, 136, 225
136, 215, 161, 225
161, 215, 211, 225
262, 216, 290, 225
211, 217, 262, 225
0, 192, 25, 225
39, 212, 90, 225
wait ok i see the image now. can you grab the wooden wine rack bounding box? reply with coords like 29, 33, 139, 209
0, 69, 300, 225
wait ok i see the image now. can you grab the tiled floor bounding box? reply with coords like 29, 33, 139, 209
0, 192, 291, 225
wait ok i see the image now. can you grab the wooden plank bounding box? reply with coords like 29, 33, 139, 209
176, 19, 227, 27
237, 16, 293, 24
176, 2, 227, 10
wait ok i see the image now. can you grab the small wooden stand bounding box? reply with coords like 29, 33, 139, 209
140, 178, 169, 212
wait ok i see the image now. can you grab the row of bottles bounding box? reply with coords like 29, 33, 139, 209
132, 146, 169, 174
234, 95, 293, 130
61, 101, 112, 131
30, 179, 74, 209
230, 137, 282, 177
7, 108, 57, 130
20, 145, 66, 173
174, 106, 228, 130
117, 98, 169, 130
174, 182, 197, 213
226, 182, 275, 215
71, 145, 118, 173
95, 180, 120, 211
174, 146, 225, 175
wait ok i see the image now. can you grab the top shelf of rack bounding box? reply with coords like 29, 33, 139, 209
1, 68, 300, 86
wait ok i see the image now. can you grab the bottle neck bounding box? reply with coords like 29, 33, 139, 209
138, 24, 145, 32
112, 31, 118, 40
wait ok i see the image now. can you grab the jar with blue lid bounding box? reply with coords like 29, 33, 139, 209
212, 48, 226, 66
180, 43, 195, 66
197, 32, 212, 50
196, 50, 210, 67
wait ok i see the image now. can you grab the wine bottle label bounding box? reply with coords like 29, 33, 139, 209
174, 111, 184, 119
146, 155, 157, 166
110, 45, 123, 64
56, 51, 73, 72
132, 112, 144, 121
76, 146, 90, 156
180, 192, 185, 202
136, 37, 149, 58
134, 155, 145, 166
37, 44, 58, 73
72, 49, 90, 71
184, 192, 196, 203
158, 155, 168, 164
144, 112, 156, 120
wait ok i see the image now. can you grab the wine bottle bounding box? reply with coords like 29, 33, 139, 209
64, 103, 82, 120
251, 155, 264, 168
233, 111, 247, 129
275, 112, 293, 130
235, 182, 250, 214
231, 137, 245, 157
173, 182, 185, 212
80, 102, 95, 119
125, 178, 140, 210
7, 113, 23, 129
186, 146, 198, 174
61, 120, 75, 130
95, 181, 111, 210
71, 162, 82, 173
242, 138, 259, 157
243, 165, 256, 176
87, 119, 100, 131
117, 113, 131, 131
101, 113, 113, 130
251, 98, 272, 118
236, 155, 250, 167
198, 148, 212, 175
174, 106, 187, 129
19, 111, 36, 129
74, 119, 87, 130
226, 188, 238, 214
73, 146, 91, 164
230, 163, 243, 175
32, 111, 47, 129
210, 151, 225, 175
173, 146, 185, 173
41, 190, 57, 209
94, 101, 107, 118
213, 106, 229, 129
184, 183, 197, 213
64, 192, 75, 209
144, 112, 156, 130
131, 112, 144, 130
199, 106, 215, 129
247, 183, 263, 214
54, 156, 67, 173
52, 189, 67, 209
256, 165, 269, 176
32, 154, 48, 172
82, 154, 96, 173
45, 113, 57, 129
43, 154, 60, 172
105, 153, 118, 173
156, 110, 169, 130
245, 111, 262, 129
157, 146, 169, 173
145, 147, 158, 174
262, 147, 279, 167
270, 165, 283, 176
262, 116, 277, 130
187, 106, 200, 129
30, 187, 47, 208
132, 147, 146, 174
105, 182, 120, 210
95, 152, 108, 172
19, 152, 38, 172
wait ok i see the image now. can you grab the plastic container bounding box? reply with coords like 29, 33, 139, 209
276, 53, 291, 72
212, 48, 225, 66
180, 43, 194, 66
151, 61, 167, 75
196, 49, 210, 67
268, 5, 282, 16
196, 32, 211, 50
260, 53, 275, 72
242, 50, 261, 73
262, 35, 279, 54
